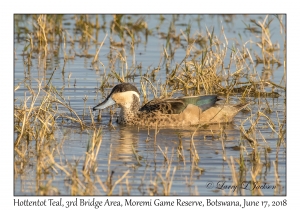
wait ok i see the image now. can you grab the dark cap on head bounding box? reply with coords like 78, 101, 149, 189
110, 83, 139, 95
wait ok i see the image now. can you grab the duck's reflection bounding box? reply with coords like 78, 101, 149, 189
108, 122, 242, 162
109, 126, 140, 162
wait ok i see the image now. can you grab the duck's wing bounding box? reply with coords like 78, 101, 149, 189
181, 95, 219, 112
139, 95, 218, 114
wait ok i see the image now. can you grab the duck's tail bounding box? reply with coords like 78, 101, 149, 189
233, 103, 249, 112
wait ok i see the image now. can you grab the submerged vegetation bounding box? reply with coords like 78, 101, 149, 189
14, 14, 286, 195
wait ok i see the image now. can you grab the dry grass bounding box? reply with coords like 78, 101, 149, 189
14, 14, 286, 195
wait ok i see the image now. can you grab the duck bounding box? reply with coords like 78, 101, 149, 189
93, 83, 248, 127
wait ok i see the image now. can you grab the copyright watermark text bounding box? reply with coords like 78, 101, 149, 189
206, 181, 276, 192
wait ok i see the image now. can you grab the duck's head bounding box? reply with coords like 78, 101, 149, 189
93, 83, 140, 111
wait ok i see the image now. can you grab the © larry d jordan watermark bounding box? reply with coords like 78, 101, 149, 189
206, 181, 276, 192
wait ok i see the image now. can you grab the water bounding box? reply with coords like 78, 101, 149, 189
14, 14, 286, 196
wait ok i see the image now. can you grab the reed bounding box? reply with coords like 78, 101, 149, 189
14, 14, 286, 196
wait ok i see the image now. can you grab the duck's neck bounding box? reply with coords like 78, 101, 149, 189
117, 94, 140, 125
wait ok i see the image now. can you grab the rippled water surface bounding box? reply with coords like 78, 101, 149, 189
14, 14, 286, 195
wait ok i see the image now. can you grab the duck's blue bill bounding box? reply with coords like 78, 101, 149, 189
93, 97, 116, 110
